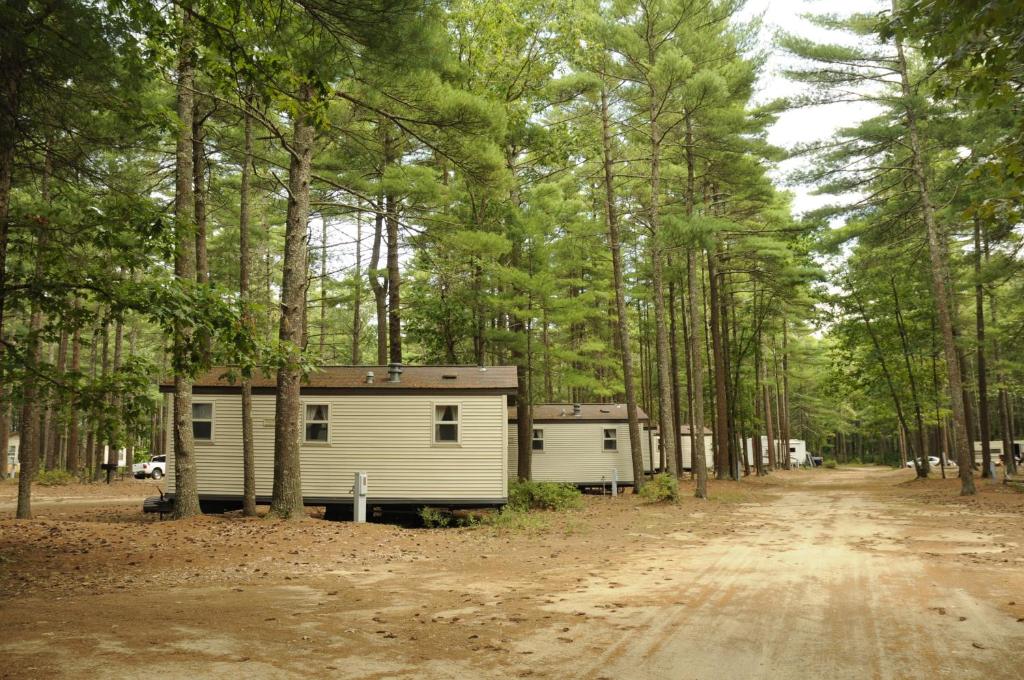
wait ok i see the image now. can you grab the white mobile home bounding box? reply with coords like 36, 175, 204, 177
972, 440, 1024, 466
744, 437, 810, 467
680, 426, 714, 471
159, 365, 516, 513
4, 433, 19, 475
507, 404, 654, 487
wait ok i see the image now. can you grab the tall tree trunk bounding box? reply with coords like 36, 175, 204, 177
892, 277, 929, 477
319, 218, 328, 358
707, 245, 729, 479
270, 81, 314, 520
66, 311, 81, 473
646, 70, 677, 474
600, 86, 644, 487
668, 274, 685, 476
383, 131, 402, 365
974, 218, 992, 477
171, 10, 201, 519
369, 193, 387, 364
351, 211, 362, 364
0, 403, 8, 480
0, 2, 27, 425
893, 7, 975, 495
46, 328, 68, 471
781, 316, 791, 469
105, 320, 123, 483
687, 251, 708, 496
240, 100, 257, 517
15, 221, 48, 518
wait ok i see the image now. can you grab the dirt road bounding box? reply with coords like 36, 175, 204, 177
1, 469, 1022, 679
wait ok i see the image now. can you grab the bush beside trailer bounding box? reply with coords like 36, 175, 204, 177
158, 365, 516, 513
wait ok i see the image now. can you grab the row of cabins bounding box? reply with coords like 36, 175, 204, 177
157, 365, 716, 512
105, 364, 1018, 512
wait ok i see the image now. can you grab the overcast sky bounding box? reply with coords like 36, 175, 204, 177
740, 0, 886, 216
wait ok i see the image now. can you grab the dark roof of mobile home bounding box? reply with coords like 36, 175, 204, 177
508, 403, 650, 423
159, 366, 518, 394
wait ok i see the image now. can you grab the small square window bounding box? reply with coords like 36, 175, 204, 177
532, 428, 544, 451
434, 404, 460, 443
603, 428, 617, 451
305, 404, 330, 443
193, 402, 213, 441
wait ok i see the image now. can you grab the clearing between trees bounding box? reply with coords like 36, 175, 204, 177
1, 467, 1022, 679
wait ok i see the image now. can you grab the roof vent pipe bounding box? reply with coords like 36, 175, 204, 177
573, 403, 582, 417
387, 363, 403, 383
365, 371, 375, 384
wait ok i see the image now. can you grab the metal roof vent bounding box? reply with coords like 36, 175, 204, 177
387, 363, 402, 383
573, 403, 582, 417
365, 371, 375, 384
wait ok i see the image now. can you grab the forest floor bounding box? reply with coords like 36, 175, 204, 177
1, 467, 1023, 679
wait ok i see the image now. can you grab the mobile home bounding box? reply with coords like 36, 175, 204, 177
646, 425, 714, 471
4, 433, 18, 475
972, 440, 1024, 466
744, 437, 810, 467
159, 365, 516, 512
507, 404, 654, 487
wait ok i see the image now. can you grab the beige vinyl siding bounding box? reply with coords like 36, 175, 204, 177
680, 434, 714, 470
166, 393, 508, 501
508, 421, 638, 484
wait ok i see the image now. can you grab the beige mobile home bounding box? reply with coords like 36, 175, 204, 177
159, 365, 516, 513
972, 440, 1023, 466
507, 404, 654, 487
647, 425, 713, 471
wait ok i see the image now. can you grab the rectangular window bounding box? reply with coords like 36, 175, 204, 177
603, 428, 617, 451
193, 402, 213, 441
304, 404, 330, 443
434, 404, 460, 443
532, 428, 544, 451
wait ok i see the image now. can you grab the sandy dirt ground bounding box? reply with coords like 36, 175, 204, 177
1, 468, 1022, 679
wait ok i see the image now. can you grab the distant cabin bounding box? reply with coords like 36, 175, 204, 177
744, 437, 810, 467
5, 433, 19, 475
972, 440, 1023, 466
158, 365, 516, 513
507, 404, 655, 487
646, 425, 713, 472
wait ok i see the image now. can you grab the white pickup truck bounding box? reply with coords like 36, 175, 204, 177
133, 455, 166, 480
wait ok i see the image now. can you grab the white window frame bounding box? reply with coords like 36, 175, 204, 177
532, 428, 544, 452
192, 401, 215, 444
432, 403, 462, 446
303, 403, 331, 445
603, 427, 618, 451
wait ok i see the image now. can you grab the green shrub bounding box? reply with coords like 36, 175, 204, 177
823, 458, 837, 469
639, 473, 678, 503
418, 506, 451, 528
480, 506, 548, 532
35, 469, 76, 486
508, 481, 583, 512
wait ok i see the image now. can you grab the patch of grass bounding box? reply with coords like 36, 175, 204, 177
479, 507, 549, 533
639, 473, 679, 503
823, 458, 838, 469
35, 469, 76, 486
418, 506, 451, 528
508, 481, 583, 512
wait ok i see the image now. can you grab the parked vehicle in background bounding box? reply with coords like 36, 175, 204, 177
905, 456, 956, 469
133, 455, 166, 480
